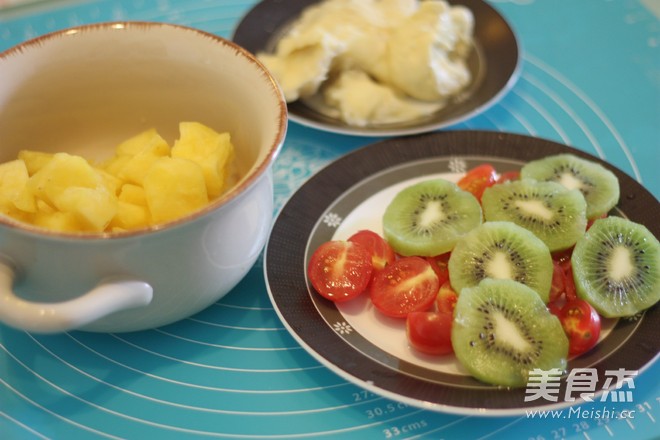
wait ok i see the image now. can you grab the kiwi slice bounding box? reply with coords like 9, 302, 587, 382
520, 154, 619, 220
452, 278, 568, 388
448, 221, 553, 302
382, 179, 482, 256
571, 216, 660, 317
481, 179, 587, 252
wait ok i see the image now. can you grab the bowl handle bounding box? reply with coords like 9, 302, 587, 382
0, 261, 153, 333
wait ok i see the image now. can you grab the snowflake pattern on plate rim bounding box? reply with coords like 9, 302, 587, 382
323, 212, 342, 228
333, 321, 353, 335
448, 157, 468, 174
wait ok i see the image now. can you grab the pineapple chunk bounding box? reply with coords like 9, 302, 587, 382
0, 196, 33, 223
18, 150, 54, 175
2, 123, 234, 233
13, 188, 36, 213
101, 154, 131, 178
172, 122, 234, 198
118, 183, 147, 206
97, 169, 123, 196
36, 199, 56, 214
33, 211, 82, 233
27, 153, 102, 207
0, 159, 30, 200
143, 157, 208, 224
0, 159, 35, 213
117, 137, 171, 185
109, 201, 150, 230
53, 186, 118, 232
102, 129, 171, 185
115, 128, 170, 157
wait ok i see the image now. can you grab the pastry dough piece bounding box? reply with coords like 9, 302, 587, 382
259, 37, 340, 102
323, 70, 444, 126
382, 2, 474, 101
257, 0, 475, 126
259, 0, 379, 101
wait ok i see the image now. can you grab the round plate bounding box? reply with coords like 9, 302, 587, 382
264, 130, 660, 416
233, 0, 521, 136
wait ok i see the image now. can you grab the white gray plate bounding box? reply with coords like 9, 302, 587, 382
233, 0, 521, 136
264, 131, 660, 415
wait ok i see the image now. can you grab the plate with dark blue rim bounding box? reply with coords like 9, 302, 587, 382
263, 130, 659, 415
233, 0, 521, 137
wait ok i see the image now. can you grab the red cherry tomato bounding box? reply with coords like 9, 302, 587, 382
554, 250, 578, 302
557, 299, 601, 356
457, 164, 499, 200
562, 264, 577, 301
549, 261, 566, 304
425, 253, 451, 286
348, 229, 396, 272
307, 241, 373, 302
496, 170, 520, 184
587, 213, 607, 230
435, 280, 458, 314
548, 249, 578, 314
370, 256, 439, 318
551, 248, 573, 266
406, 311, 454, 355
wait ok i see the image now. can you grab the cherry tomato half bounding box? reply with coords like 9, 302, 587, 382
562, 264, 578, 301
370, 256, 439, 318
551, 248, 573, 266
457, 164, 499, 200
495, 170, 520, 184
348, 229, 396, 272
554, 249, 577, 302
307, 240, 373, 302
549, 261, 566, 304
548, 249, 578, 314
558, 298, 601, 356
406, 311, 454, 356
425, 253, 451, 286
435, 280, 458, 314
587, 214, 607, 230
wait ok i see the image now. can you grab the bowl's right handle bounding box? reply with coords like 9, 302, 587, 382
0, 260, 153, 333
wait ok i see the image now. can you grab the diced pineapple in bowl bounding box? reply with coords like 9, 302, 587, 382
6, 122, 233, 233
0, 22, 287, 333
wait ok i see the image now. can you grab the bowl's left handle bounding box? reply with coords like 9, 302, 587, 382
0, 260, 153, 333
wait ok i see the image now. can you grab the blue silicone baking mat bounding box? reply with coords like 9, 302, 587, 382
1, 1, 658, 439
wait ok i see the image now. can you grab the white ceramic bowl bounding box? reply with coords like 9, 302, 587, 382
0, 22, 287, 333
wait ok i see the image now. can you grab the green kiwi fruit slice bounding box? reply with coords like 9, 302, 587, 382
520, 153, 619, 220
452, 278, 569, 388
448, 221, 553, 302
571, 216, 660, 317
382, 179, 482, 256
481, 179, 587, 252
